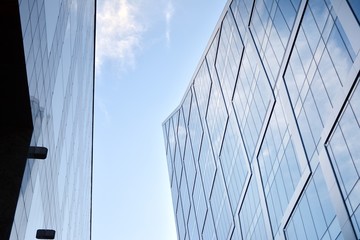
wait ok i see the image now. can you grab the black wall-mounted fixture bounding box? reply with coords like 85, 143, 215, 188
36, 229, 56, 239
28, 146, 48, 160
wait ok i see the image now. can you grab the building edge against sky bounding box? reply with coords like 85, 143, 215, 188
0, 0, 96, 239
163, 0, 360, 239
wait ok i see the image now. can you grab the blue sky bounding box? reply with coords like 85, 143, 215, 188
92, 0, 227, 239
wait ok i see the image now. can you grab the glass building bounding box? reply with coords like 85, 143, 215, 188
163, 0, 360, 239
0, 0, 95, 239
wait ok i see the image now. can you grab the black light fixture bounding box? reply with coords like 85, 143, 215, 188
36, 229, 55, 239
28, 146, 48, 159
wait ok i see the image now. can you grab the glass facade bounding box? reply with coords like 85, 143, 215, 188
163, 0, 360, 239
9, 0, 95, 239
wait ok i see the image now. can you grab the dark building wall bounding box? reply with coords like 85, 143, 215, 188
163, 0, 360, 239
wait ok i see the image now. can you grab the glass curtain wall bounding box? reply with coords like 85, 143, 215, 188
11, 0, 95, 239
163, 0, 360, 239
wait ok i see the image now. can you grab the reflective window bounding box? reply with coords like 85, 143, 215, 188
44, 0, 60, 51
219, 113, 249, 213
177, 107, 188, 161
163, 0, 360, 239
210, 173, 234, 239
198, 135, 216, 199
188, 93, 204, 162
258, 100, 305, 236
205, 78, 228, 156
167, 116, 177, 183
285, 165, 342, 239
250, 0, 300, 85
231, 0, 254, 37
194, 61, 212, 120
206, 31, 220, 84
230, 225, 242, 240
215, 10, 244, 108
327, 79, 360, 238
188, 205, 200, 240
233, 39, 273, 160
284, 0, 355, 160
184, 136, 196, 194
192, 174, 207, 233
182, 89, 192, 126
170, 110, 184, 188
180, 170, 191, 229
15, 0, 95, 238
176, 197, 187, 240
348, 0, 360, 24
239, 175, 267, 239
202, 210, 217, 240
171, 173, 179, 212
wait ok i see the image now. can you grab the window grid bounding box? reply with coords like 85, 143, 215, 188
233, 39, 273, 160
250, 0, 300, 85
284, 0, 355, 160
285, 165, 342, 240
327, 79, 360, 238
239, 175, 267, 240
258, 101, 304, 236
215, 10, 244, 109
220, 113, 250, 213
163, 0, 360, 239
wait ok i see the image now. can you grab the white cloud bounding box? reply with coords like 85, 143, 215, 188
164, 1, 174, 45
96, 0, 145, 72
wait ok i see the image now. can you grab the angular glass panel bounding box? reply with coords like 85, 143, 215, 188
327, 79, 360, 238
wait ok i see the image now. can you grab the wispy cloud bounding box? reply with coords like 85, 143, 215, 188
164, 1, 174, 46
96, 96, 111, 123
96, 0, 145, 72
